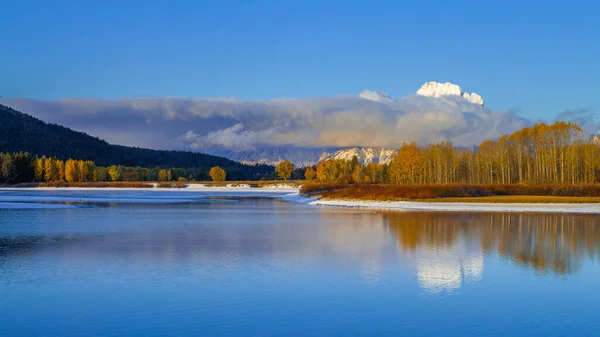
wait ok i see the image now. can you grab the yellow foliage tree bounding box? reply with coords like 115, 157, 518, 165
44, 158, 59, 182
57, 160, 65, 181
209, 166, 226, 181
33, 158, 45, 182
65, 159, 78, 182
77, 160, 89, 182
108, 165, 120, 181
304, 167, 316, 180
275, 160, 294, 181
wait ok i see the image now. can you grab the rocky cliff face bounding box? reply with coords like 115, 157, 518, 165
416, 81, 484, 105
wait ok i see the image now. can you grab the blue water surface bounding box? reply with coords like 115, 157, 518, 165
1, 190, 599, 336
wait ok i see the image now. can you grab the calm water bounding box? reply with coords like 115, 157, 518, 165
1, 190, 600, 336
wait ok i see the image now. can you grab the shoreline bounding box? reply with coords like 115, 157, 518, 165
0, 183, 299, 194
2, 186, 600, 213
277, 193, 600, 214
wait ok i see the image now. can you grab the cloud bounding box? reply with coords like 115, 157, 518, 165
180, 123, 279, 151
0, 92, 582, 154
554, 108, 599, 137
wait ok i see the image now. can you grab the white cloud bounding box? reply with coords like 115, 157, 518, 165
0, 92, 563, 153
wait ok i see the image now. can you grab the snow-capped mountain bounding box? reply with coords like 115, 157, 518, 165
210, 147, 332, 167
358, 89, 394, 103
211, 146, 398, 167
319, 147, 397, 165
417, 81, 484, 105
210, 82, 488, 166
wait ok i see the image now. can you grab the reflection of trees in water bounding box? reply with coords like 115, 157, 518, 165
385, 212, 600, 276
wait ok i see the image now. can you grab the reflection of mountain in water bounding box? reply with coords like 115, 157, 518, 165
3, 205, 600, 292
385, 212, 600, 290
415, 240, 483, 293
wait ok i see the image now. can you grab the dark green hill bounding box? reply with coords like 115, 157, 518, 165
0, 104, 272, 180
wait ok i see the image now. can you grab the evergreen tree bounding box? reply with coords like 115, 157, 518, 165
0, 153, 4, 183
2, 154, 17, 184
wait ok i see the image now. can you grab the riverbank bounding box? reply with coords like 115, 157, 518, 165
0, 183, 299, 193
277, 193, 600, 214
2, 184, 600, 213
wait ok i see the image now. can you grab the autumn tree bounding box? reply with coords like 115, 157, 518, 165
57, 160, 65, 182
158, 169, 166, 182
304, 167, 317, 180
44, 158, 59, 182
209, 166, 226, 181
33, 157, 45, 182
108, 165, 121, 181
276, 160, 294, 181
65, 159, 79, 182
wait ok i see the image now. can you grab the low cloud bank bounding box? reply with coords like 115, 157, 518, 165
0, 93, 592, 153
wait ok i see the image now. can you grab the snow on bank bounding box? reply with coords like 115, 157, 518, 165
279, 193, 600, 214
3, 186, 600, 213
0, 185, 299, 208
0, 184, 298, 194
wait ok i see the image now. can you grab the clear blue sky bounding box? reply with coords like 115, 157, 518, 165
1, 0, 599, 119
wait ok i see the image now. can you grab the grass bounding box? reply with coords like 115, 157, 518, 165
301, 182, 600, 203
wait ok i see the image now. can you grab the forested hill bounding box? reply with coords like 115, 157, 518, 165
0, 104, 273, 180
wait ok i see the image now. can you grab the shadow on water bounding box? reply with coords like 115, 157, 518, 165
0, 236, 78, 257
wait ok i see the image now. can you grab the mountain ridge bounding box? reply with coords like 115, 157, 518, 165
0, 104, 272, 180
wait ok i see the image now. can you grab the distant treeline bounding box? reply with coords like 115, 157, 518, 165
0, 153, 278, 184
308, 121, 600, 185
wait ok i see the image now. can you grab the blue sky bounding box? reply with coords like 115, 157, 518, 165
1, 0, 599, 119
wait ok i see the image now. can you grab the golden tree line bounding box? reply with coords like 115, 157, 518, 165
0, 154, 215, 184
308, 121, 600, 185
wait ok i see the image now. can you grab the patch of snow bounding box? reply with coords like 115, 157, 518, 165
319, 147, 396, 165
280, 193, 600, 214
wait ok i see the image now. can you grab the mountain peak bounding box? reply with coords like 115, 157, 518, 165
319, 147, 396, 165
416, 81, 484, 105
358, 89, 394, 103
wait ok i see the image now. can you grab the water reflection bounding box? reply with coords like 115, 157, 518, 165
385, 212, 600, 285
2, 204, 600, 292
